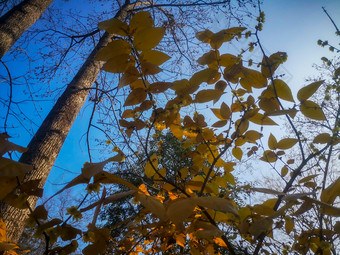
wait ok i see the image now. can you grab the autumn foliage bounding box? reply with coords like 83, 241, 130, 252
1, 9, 340, 255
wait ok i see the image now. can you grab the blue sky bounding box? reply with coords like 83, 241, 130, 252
1, 0, 340, 206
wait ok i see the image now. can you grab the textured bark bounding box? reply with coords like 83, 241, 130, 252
0, 0, 54, 59
0, 1, 133, 242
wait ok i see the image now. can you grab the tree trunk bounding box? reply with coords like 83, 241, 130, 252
0, 0, 54, 59
0, 1, 133, 242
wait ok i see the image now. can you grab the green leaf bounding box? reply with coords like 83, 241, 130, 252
300, 100, 326, 120
297, 80, 324, 102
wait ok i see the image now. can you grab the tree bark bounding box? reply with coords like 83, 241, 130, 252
0, 1, 133, 242
0, 0, 54, 59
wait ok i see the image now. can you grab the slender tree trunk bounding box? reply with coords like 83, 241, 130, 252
0, 0, 54, 59
0, 1, 133, 242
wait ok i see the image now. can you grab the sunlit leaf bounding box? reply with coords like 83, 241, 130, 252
270, 79, 294, 102
94, 171, 138, 190
95, 40, 131, 61
129, 11, 154, 34
313, 133, 332, 144
124, 88, 147, 106
196, 197, 238, 216
300, 100, 326, 120
133, 27, 165, 51
81, 161, 108, 179
277, 138, 298, 150
98, 18, 128, 36
195, 89, 224, 103
145, 153, 158, 178
232, 147, 242, 161
261, 52, 287, 78
268, 133, 277, 150
242, 67, 267, 88
141, 50, 170, 65
297, 80, 324, 102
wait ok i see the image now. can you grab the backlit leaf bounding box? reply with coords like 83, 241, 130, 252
281, 166, 288, 177
271, 79, 294, 102
196, 29, 213, 43
285, 216, 294, 234
133, 27, 165, 51
297, 80, 324, 102
300, 100, 326, 120
197, 50, 219, 65
242, 68, 267, 88
219, 54, 238, 68
195, 89, 224, 103
0, 157, 32, 177
232, 147, 243, 161
277, 138, 298, 150
268, 133, 277, 150
98, 18, 128, 36
244, 130, 262, 142
149, 82, 172, 94
313, 133, 332, 144
124, 88, 147, 106
95, 40, 131, 61
249, 218, 273, 239
141, 61, 162, 75
190, 68, 221, 86
141, 50, 170, 65
260, 150, 277, 162
321, 177, 340, 204
249, 113, 278, 125
101, 54, 134, 73
118, 66, 140, 89
94, 171, 138, 190
129, 11, 154, 34
196, 197, 238, 216
261, 52, 287, 78
135, 193, 167, 220
0, 135, 27, 156
145, 153, 158, 178
166, 198, 196, 227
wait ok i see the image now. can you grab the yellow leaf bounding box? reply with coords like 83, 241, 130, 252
196, 197, 238, 216
313, 133, 332, 144
281, 166, 288, 177
220, 102, 231, 119
98, 18, 128, 36
129, 11, 154, 34
141, 50, 170, 65
149, 82, 172, 94
101, 54, 134, 73
219, 54, 238, 68
0, 157, 32, 177
242, 67, 267, 88
210, 27, 246, 49
211, 108, 223, 120
0, 242, 19, 252
244, 130, 262, 142
166, 198, 196, 227
95, 39, 131, 61
285, 216, 294, 234
195, 89, 223, 103
169, 124, 183, 141
249, 218, 273, 239
268, 133, 278, 150
197, 50, 219, 65
223, 62, 243, 84
81, 161, 108, 179
249, 113, 278, 125
133, 27, 165, 51
94, 171, 138, 190
297, 80, 324, 102
321, 177, 340, 204
141, 61, 162, 75
135, 193, 167, 220
215, 80, 227, 91
232, 147, 243, 161
124, 88, 147, 106
260, 150, 277, 163
261, 52, 287, 78
190, 68, 221, 86
0, 135, 27, 156
196, 29, 213, 43
145, 153, 158, 178
118, 66, 140, 89
277, 138, 298, 150
271, 79, 294, 102
214, 237, 228, 247
300, 100, 326, 120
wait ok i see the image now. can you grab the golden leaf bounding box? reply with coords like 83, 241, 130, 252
195, 89, 224, 103
244, 130, 262, 143
260, 150, 277, 163
98, 18, 128, 36
135, 193, 167, 220
141, 50, 170, 65
313, 133, 332, 144
101, 54, 134, 73
261, 52, 287, 78
249, 218, 273, 239
129, 11, 154, 34
149, 82, 172, 94
81, 161, 108, 179
166, 198, 196, 227
285, 216, 294, 234
196, 197, 238, 216
133, 27, 165, 51
249, 113, 277, 125
268, 133, 278, 150
196, 29, 213, 43
0, 136, 27, 156
124, 88, 147, 106
242, 67, 267, 88
219, 54, 238, 68
277, 138, 298, 150
94, 171, 138, 190
271, 79, 294, 102
145, 153, 158, 178
321, 177, 340, 204
0, 157, 32, 177
141, 61, 162, 75
190, 68, 221, 86
297, 80, 324, 102
220, 102, 231, 119
281, 166, 288, 177
118, 66, 140, 89
215, 80, 227, 91
232, 147, 243, 161
95, 40, 131, 61
300, 100, 326, 120
197, 50, 219, 65
212, 120, 228, 127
